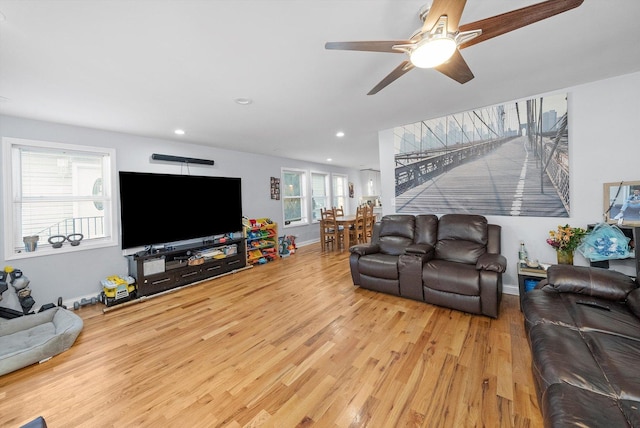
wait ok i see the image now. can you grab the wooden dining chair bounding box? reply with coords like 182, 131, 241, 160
363, 204, 374, 242
329, 206, 345, 234
320, 207, 340, 251
349, 205, 366, 245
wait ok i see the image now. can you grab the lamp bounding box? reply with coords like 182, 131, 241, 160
409, 36, 457, 68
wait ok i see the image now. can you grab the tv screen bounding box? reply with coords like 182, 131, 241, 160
119, 171, 242, 250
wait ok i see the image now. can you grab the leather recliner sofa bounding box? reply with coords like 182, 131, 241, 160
349, 213, 507, 318
522, 265, 640, 427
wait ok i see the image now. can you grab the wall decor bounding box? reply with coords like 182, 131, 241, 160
393, 93, 569, 218
603, 180, 640, 226
270, 177, 280, 200
349, 182, 354, 198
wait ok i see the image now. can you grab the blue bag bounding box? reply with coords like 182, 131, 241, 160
577, 223, 631, 261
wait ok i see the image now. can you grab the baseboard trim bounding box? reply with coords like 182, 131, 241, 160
503, 283, 518, 296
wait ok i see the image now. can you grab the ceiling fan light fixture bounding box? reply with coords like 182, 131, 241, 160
409, 37, 456, 68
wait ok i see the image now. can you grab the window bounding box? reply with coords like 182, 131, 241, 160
282, 169, 308, 226
2, 137, 117, 258
311, 172, 330, 223
332, 173, 348, 213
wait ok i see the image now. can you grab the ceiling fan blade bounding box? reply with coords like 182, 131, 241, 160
367, 61, 415, 95
325, 40, 411, 53
435, 50, 474, 84
458, 0, 584, 49
422, 0, 467, 33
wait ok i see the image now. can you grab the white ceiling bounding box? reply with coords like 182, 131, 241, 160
1, 1, 639, 171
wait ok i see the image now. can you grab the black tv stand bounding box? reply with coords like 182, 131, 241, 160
127, 237, 247, 297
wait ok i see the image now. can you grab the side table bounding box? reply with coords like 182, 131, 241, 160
517, 263, 549, 310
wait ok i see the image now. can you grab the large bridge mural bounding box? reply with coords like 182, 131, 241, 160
394, 93, 569, 218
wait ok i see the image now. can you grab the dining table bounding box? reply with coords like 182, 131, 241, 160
335, 214, 357, 248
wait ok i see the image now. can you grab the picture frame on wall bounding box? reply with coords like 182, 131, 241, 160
270, 177, 280, 200
604, 180, 640, 225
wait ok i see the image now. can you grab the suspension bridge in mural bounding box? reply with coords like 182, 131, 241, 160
394, 94, 569, 217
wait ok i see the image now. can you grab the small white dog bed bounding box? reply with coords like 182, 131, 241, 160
0, 307, 83, 376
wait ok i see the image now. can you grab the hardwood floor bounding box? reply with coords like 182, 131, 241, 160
0, 244, 543, 427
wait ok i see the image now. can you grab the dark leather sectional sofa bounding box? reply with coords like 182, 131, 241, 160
522, 264, 640, 427
349, 213, 507, 318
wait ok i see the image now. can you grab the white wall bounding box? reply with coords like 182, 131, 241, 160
2, 70, 638, 307
0, 116, 361, 307
379, 71, 640, 293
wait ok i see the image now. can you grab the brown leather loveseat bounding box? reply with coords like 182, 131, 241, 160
522, 265, 640, 427
349, 213, 507, 318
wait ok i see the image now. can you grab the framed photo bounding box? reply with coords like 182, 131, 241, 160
604, 180, 640, 225
270, 177, 280, 200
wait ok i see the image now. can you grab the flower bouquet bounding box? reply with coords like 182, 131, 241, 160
546, 224, 587, 264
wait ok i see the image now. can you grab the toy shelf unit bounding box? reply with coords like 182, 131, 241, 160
244, 218, 278, 265
127, 236, 246, 297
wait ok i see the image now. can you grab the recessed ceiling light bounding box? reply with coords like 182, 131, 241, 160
234, 97, 253, 105
326, 158, 332, 162
174, 129, 185, 135
336, 131, 345, 137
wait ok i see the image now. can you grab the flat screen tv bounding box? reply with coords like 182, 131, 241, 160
119, 171, 242, 250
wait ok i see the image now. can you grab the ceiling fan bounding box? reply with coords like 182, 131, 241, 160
325, 0, 584, 95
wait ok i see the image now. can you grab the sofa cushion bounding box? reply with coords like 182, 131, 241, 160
621, 400, 640, 427
584, 331, 640, 401
414, 214, 438, 247
435, 240, 487, 265
422, 260, 480, 296
571, 296, 640, 341
542, 383, 632, 428
522, 289, 578, 331
378, 215, 415, 256
547, 264, 637, 301
528, 323, 615, 397
358, 254, 401, 280
524, 288, 640, 341
435, 214, 487, 264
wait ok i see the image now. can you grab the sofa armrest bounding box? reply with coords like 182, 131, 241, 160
535, 278, 550, 289
349, 244, 380, 256
405, 243, 434, 258
546, 264, 637, 301
476, 253, 507, 273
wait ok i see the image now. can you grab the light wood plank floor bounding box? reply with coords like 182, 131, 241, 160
0, 244, 542, 427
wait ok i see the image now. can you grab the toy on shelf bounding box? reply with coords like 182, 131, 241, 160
244, 217, 278, 265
